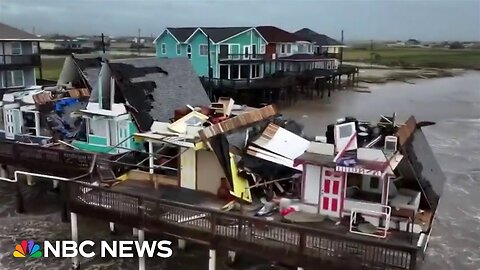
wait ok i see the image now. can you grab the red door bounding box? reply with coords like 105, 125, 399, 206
320, 167, 344, 217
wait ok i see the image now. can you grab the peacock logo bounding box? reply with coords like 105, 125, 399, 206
13, 240, 43, 258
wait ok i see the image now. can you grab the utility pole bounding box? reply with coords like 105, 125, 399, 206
101, 33, 106, 54
340, 29, 344, 65
137, 28, 141, 56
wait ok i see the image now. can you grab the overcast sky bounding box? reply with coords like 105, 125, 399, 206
1, 0, 479, 41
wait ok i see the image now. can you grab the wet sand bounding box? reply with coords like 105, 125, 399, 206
0, 72, 479, 269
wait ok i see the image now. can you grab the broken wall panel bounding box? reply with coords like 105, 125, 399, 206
199, 105, 278, 141
252, 123, 310, 160
396, 115, 417, 146
196, 149, 225, 194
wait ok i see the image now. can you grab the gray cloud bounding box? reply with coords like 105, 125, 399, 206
0, 0, 479, 41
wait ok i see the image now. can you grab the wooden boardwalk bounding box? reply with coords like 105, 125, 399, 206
69, 180, 418, 270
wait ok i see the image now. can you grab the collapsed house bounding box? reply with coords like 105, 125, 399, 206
71, 57, 211, 153
0, 55, 101, 144
79, 97, 443, 262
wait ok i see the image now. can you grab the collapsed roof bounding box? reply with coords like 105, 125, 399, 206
89, 57, 210, 131
57, 55, 104, 90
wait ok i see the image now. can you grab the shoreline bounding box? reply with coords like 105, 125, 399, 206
355, 65, 466, 85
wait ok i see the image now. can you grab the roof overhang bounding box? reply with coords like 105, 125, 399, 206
153, 28, 180, 44
216, 27, 269, 45
0, 38, 44, 41
184, 27, 214, 44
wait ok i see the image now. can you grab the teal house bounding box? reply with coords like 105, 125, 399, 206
154, 27, 268, 80
154, 26, 340, 80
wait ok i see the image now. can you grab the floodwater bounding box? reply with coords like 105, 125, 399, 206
0, 72, 479, 270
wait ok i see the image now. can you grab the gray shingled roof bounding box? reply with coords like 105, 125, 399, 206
107, 57, 210, 131
166, 27, 251, 43
166, 27, 197, 42
294, 28, 343, 46
0, 22, 42, 40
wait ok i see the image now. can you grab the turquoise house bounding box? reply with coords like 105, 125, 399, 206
154, 27, 268, 80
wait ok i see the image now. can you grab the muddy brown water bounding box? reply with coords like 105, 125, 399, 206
0, 72, 479, 270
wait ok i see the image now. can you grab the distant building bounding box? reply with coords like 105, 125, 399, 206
405, 39, 421, 46
40, 35, 108, 54
0, 22, 43, 140
154, 26, 338, 79
40, 35, 85, 53
0, 22, 42, 91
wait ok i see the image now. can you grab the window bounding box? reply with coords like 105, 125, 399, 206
251, 65, 257, 78
287, 44, 292, 54
219, 65, 228, 79
11, 42, 22, 55
32, 42, 38, 54
251, 64, 261, 78
230, 65, 239, 79
199, 44, 208, 56
339, 124, 353, 138
6, 70, 24, 87
187, 45, 192, 59
252, 44, 257, 58
176, 44, 181, 55
281, 44, 286, 53
259, 44, 265, 54
161, 43, 167, 54
243, 46, 250, 58
240, 65, 250, 79
370, 177, 380, 189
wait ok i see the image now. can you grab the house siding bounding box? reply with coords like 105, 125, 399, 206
155, 31, 180, 58
220, 29, 266, 55
188, 30, 215, 77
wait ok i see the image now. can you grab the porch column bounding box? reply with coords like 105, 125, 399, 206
34, 111, 41, 136
148, 141, 154, 175
71, 212, 80, 270
227, 250, 236, 264
133, 227, 139, 237
178, 239, 186, 250
0, 164, 6, 178
138, 229, 146, 270
26, 174, 35, 186
297, 267, 304, 270
208, 249, 216, 270
149, 140, 156, 189
109, 222, 117, 235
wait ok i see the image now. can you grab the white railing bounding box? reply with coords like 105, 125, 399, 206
349, 204, 391, 238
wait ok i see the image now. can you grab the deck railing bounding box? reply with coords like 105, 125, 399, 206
218, 54, 266, 61
0, 140, 95, 172
69, 180, 418, 269
0, 54, 41, 69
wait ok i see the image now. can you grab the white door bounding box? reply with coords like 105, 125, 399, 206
117, 120, 130, 152
320, 167, 344, 217
4, 108, 21, 139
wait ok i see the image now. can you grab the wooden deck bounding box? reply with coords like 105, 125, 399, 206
69, 180, 419, 269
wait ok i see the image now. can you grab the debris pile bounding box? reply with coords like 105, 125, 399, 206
172, 97, 311, 204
